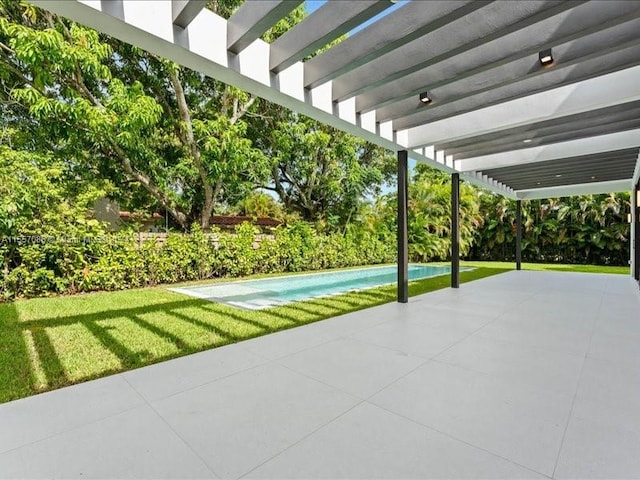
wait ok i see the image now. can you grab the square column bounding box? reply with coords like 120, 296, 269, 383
451, 173, 460, 288
397, 150, 408, 303
516, 200, 522, 271
631, 182, 640, 283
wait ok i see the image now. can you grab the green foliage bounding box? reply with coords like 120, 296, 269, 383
0, 0, 632, 296
469, 192, 631, 265
0, 221, 396, 301
264, 115, 394, 225
373, 165, 482, 263
0, 138, 114, 299
0, 2, 272, 229
406, 167, 481, 262
233, 191, 285, 220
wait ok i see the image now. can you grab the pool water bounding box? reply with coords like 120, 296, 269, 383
171, 264, 468, 310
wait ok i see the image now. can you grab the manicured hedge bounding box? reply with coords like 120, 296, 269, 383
0, 222, 395, 301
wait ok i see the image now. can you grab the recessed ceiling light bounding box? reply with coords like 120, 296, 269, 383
419, 92, 432, 104
523, 139, 532, 143
591, 176, 597, 180
536, 182, 541, 185
539, 48, 553, 66
555, 174, 562, 178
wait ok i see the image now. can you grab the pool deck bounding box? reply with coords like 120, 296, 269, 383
1, 270, 639, 479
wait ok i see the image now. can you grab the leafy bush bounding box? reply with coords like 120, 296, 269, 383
469, 193, 631, 266
0, 221, 395, 301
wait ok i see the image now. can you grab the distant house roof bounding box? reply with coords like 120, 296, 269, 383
211, 215, 282, 227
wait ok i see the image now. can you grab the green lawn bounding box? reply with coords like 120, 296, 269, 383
0, 266, 505, 404
460, 260, 629, 275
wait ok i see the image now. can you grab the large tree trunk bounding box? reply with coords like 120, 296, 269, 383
168, 68, 214, 230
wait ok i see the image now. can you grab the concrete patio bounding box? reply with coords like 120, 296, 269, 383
1, 270, 639, 479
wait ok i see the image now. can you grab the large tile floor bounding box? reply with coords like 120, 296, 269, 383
1, 271, 639, 479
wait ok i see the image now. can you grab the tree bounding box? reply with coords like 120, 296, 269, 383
469, 192, 630, 265
0, 126, 113, 296
365, 164, 482, 263
261, 114, 395, 225
234, 191, 285, 220
0, 0, 301, 230
0, 133, 108, 239
1, 1, 396, 232
406, 165, 482, 262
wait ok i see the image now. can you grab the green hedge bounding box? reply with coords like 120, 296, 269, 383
0, 222, 395, 301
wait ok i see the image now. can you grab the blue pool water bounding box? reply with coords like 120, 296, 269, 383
171, 264, 469, 310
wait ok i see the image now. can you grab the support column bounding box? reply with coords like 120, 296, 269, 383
451, 173, 460, 288
631, 182, 640, 283
397, 150, 409, 303
516, 200, 522, 271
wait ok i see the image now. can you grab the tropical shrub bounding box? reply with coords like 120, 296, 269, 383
469, 192, 631, 265
0, 221, 396, 301
378, 165, 483, 263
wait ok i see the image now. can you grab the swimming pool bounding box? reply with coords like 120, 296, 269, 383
171, 264, 468, 310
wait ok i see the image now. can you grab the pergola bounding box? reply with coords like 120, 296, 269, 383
34, 0, 640, 295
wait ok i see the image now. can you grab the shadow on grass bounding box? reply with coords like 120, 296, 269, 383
196, 303, 275, 331
168, 309, 240, 343
280, 299, 344, 316
346, 289, 394, 303
83, 319, 147, 368
21, 299, 209, 329
0, 302, 34, 403
30, 326, 69, 388
129, 314, 191, 352
1, 295, 331, 403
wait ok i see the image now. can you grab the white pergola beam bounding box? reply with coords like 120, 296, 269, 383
458, 173, 518, 200
227, 0, 302, 54
516, 179, 632, 199
34, 1, 390, 147
329, 1, 585, 101
172, 0, 206, 29
458, 129, 640, 172
303, 0, 482, 90
370, 5, 640, 120
32, 0, 633, 203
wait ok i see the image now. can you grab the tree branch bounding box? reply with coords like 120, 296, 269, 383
168, 67, 215, 227
105, 141, 188, 228
230, 96, 256, 124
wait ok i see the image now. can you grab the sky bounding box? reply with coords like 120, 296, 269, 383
305, 1, 408, 35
